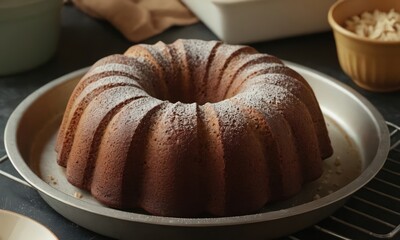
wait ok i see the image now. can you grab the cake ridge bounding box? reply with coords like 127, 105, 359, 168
198, 41, 221, 104
243, 73, 332, 159
91, 98, 165, 209
56, 79, 143, 166
139, 102, 204, 216
232, 99, 281, 201
56, 71, 132, 153
124, 101, 166, 209
153, 41, 178, 102
65, 86, 149, 187
181, 40, 221, 104
246, 65, 312, 92
173, 40, 193, 103
69, 56, 155, 105
125, 45, 171, 100
198, 103, 227, 215
233, 95, 303, 199
227, 62, 285, 97
214, 100, 266, 215
164, 41, 188, 103
247, 83, 322, 181
83, 96, 146, 189
205, 44, 256, 103
141, 44, 172, 100
221, 54, 283, 99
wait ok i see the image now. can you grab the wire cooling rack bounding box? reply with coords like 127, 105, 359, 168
1, 122, 399, 240
285, 121, 400, 240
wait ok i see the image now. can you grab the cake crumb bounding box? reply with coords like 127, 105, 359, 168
74, 192, 83, 199
336, 168, 343, 175
48, 175, 57, 185
334, 157, 341, 166
313, 194, 321, 200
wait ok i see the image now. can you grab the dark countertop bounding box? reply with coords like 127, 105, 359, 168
0, 5, 399, 240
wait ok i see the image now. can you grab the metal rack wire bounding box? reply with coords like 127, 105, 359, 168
286, 122, 400, 240
1, 122, 400, 240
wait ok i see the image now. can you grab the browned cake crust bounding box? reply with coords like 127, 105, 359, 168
55, 39, 333, 217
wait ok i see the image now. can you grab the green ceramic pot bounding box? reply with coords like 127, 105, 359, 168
0, 0, 62, 75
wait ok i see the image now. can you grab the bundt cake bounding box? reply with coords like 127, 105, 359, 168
55, 39, 333, 217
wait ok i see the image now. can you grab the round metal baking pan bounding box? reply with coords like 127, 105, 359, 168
4, 62, 390, 239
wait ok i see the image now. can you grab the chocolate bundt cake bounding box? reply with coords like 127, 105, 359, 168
56, 39, 333, 217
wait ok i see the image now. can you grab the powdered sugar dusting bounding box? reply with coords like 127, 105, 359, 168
215, 44, 253, 59
145, 44, 171, 69
223, 55, 284, 98
74, 76, 147, 107
238, 62, 285, 81
233, 82, 294, 112
86, 63, 137, 78
211, 100, 246, 132
163, 102, 197, 132
246, 73, 301, 92
110, 97, 163, 128
182, 40, 218, 79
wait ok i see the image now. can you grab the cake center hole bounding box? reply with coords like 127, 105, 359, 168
154, 77, 231, 105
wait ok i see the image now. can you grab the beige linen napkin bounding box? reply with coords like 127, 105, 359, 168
72, 0, 198, 42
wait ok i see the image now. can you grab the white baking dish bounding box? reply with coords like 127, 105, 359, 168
182, 0, 337, 43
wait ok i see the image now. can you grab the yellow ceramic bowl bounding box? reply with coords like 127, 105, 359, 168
328, 0, 400, 92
